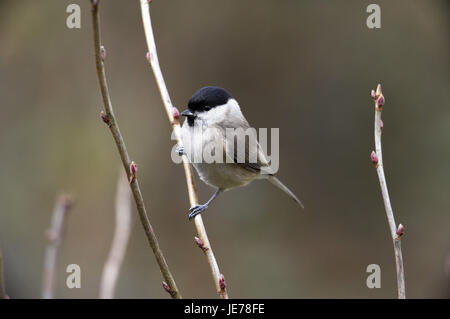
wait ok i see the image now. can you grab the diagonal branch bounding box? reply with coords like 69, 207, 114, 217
139, 0, 228, 298
42, 194, 73, 299
100, 170, 133, 299
370, 84, 406, 299
90, 0, 181, 299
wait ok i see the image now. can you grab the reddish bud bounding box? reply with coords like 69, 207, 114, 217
130, 161, 137, 175
129, 161, 138, 183
148, 0, 152, 3
370, 90, 376, 100
173, 107, 180, 120
100, 46, 106, 61
376, 94, 385, 108
194, 236, 204, 248
162, 281, 171, 293
194, 236, 209, 253
370, 151, 378, 166
380, 119, 383, 129
146, 51, 151, 63
396, 224, 405, 237
219, 274, 226, 290
100, 111, 110, 125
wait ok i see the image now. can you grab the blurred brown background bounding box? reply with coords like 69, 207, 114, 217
0, 0, 449, 298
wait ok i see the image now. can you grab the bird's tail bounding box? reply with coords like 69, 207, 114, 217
266, 175, 304, 209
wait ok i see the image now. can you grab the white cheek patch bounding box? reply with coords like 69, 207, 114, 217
198, 104, 227, 124
198, 99, 241, 125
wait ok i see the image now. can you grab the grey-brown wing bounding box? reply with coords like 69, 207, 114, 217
218, 116, 269, 173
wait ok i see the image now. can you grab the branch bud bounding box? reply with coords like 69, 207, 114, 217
162, 281, 171, 293
146, 51, 151, 63
100, 46, 106, 61
371, 90, 376, 100
195, 236, 208, 252
194, 236, 204, 248
129, 161, 138, 183
100, 111, 110, 126
219, 274, 226, 290
173, 107, 180, 120
376, 94, 385, 109
370, 151, 378, 167
380, 119, 383, 129
396, 224, 405, 238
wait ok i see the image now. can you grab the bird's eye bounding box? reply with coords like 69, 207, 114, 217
204, 106, 211, 111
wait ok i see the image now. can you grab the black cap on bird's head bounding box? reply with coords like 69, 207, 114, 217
182, 86, 233, 116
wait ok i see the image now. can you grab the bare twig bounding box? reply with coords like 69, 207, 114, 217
90, 0, 181, 299
370, 84, 406, 299
139, 0, 228, 298
0, 249, 7, 299
100, 170, 133, 299
42, 194, 73, 299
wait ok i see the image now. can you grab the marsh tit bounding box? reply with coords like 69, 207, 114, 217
180, 86, 303, 220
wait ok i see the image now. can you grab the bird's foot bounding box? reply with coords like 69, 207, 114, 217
188, 204, 208, 220
176, 146, 185, 156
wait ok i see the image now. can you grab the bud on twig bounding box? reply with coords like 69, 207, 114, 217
396, 224, 405, 238
370, 151, 379, 167
195, 236, 208, 252
146, 51, 151, 63
100, 111, 110, 126
219, 274, 226, 290
162, 281, 171, 293
100, 46, 106, 61
194, 236, 204, 248
172, 107, 180, 120
129, 161, 138, 183
376, 94, 385, 109
371, 90, 376, 100
380, 119, 384, 129
172, 107, 180, 125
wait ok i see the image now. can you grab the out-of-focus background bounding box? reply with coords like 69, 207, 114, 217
0, 0, 449, 298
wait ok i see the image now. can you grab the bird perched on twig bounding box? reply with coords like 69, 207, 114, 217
180, 86, 303, 220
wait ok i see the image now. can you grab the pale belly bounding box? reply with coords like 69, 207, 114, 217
181, 118, 258, 189
193, 162, 257, 190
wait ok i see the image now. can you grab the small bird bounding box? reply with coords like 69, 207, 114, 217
180, 86, 303, 220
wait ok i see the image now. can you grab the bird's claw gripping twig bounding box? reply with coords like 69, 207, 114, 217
188, 204, 208, 220
176, 146, 185, 156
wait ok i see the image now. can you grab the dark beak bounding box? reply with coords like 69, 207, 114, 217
181, 109, 195, 117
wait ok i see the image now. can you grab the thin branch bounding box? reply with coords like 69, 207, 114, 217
100, 170, 133, 299
139, 0, 228, 298
42, 194, 73, 299
90, 0, 181, 299
0, 249, 7, 299
370, 84, 406, 299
